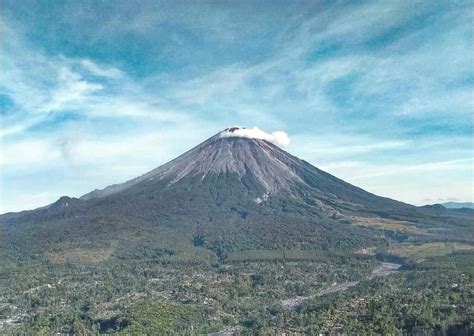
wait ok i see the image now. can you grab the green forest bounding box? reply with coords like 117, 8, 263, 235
1, 241, 472, 335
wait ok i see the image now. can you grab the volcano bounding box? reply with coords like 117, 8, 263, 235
81, 127, 405, 210
1, 127, 472, 261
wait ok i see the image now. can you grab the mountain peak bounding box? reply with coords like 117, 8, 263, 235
80, 127, 396, 213
81, 128, 298, 200
217, 126, 291, 148
149, 131, 301, 193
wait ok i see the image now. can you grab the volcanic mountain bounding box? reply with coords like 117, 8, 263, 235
80, 127, 407, 211
1, 127, 472, 262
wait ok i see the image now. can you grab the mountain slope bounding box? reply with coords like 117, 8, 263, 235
80, 127, 408, 212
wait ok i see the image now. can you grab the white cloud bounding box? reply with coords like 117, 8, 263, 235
317, 140, 409, 156
317, 157, 474, 205
219, 126, 291, 148
80, 59, 124, 79
0, 116, 44, 137
46, 67, 103, 112
171, 65, 250, 106
0, 139, 61, 166
346, 158, 474, 181
0, 19, 204, 139
0, 191, 55, 214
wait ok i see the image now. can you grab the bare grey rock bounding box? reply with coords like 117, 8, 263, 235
81, 127, 304, 200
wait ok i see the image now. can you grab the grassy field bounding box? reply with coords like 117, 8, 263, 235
351, 216, 428, 235
47, 248, 115, 263
224, 249, 345, 262
389, 242, 474, 261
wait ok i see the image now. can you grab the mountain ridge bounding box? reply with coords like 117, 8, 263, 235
441, 202, 474, 209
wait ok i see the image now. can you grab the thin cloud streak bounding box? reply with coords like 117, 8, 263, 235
346, 158, 474, 181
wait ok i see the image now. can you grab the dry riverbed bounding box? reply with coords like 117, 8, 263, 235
281, 262, 402, 311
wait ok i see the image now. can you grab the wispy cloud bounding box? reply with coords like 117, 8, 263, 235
80, 59, 124, 79
46, 67, 103, 112
317, 158, 473, 205
1, 19, 209, 137
346, 158, 474, 181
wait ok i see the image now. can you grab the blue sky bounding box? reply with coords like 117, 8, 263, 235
1, 0, 473, 212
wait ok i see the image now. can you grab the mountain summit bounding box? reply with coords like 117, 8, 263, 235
2, 127, 472, 262
81, 127, 399, 211
82, 127, 303, 200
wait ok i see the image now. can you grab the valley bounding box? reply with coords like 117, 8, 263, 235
1, 246, 472, 334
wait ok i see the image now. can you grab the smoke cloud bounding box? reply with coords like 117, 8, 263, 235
220, 126, 291, 148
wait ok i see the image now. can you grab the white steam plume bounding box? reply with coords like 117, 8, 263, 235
219, 126, 291, 148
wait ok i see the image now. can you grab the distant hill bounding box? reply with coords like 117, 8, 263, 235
441, 202, 474, 209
